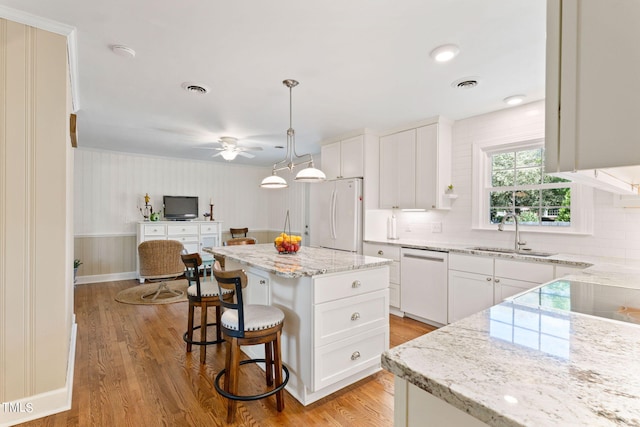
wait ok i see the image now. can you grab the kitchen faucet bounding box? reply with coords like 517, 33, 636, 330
498, 213, 527, 252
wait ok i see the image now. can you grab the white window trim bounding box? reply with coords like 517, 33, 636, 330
472, 138, 593, 235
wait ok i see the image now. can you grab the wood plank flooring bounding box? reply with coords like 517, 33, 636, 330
17, 280, 435, 427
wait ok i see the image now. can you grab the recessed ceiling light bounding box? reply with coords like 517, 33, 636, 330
110, 45, 136, 59
181, 82, 210, 95
504, 95, 525, 106
430, 44, 460, 62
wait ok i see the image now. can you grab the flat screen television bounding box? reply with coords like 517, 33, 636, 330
163, 196, 198, 221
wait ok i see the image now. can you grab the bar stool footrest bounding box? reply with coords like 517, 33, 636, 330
214, 358, 289, 401
183, 323, 225, 346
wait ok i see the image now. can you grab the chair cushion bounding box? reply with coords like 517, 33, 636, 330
187, 282, 233, 298
221, 305, 284, 332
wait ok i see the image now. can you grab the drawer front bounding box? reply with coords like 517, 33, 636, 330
315, 289, 388, 347
314, 267, 389, 304
171, 235, 198, 244
313, 326, 388, 391
494, 259, 554, 283
167, 225, 198, 236
449, 253, 493, 275
363, 243, 400, 261
200, 223, 219, 235
144, 225, 166, 236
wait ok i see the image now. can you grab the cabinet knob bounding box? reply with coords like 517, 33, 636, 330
351, 312, 361, 321
486, 277, 492, 281
351, 351, 361, 361
352, 280, 361, 288
378, 250, 384, 255
494, 278, 500, 284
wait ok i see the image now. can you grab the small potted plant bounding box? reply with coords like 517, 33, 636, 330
446, 184, 454, 194
73, 259, 82, 284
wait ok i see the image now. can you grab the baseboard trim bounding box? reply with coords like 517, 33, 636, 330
75, 271, 137, 285
0, 321, 77, 427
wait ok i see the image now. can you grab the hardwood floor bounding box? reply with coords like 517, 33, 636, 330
18, 280, 435, 427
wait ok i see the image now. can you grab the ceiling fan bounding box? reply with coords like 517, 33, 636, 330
201, 136, 263, 161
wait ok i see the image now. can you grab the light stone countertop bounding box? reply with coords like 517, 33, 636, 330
203, 243, 391, 278
377, 238, 640, 426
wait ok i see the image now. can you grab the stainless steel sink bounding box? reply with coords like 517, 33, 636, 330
467, 246, 556, 257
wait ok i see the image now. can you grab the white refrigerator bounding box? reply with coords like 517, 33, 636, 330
310, 178, 363, 253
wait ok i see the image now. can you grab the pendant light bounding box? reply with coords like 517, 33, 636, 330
260, 79, 326, 188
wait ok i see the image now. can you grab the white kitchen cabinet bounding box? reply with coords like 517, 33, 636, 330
245, 270, 270, 306
379, 129, 416, 209
319, 130, 380, 209
401, 248, 448, 325
136, 221, 222, 282
379, 117, 453, 210
448, 263, 494, 324
321, 135, 365, 180
546, 0, 640, 173
448, 254, 555, 323
363, 242, 401, 309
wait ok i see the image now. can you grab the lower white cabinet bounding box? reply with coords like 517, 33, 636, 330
136, 220, 222, 282
448, 254, 556, 324
363, 242, 401, 308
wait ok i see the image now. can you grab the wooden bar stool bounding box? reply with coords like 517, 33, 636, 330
212, 261, 289, 423
181, 253, 234, 364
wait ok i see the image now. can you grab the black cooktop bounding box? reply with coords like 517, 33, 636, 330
512, 279, 640, 325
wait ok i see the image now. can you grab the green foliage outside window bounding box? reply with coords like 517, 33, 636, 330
489, 148, 571, 226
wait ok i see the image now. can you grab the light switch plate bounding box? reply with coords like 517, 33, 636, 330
431, 222, 442, 233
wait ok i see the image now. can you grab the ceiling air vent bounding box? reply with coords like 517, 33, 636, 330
451, 77, 480, 89
182, 82, 210, 95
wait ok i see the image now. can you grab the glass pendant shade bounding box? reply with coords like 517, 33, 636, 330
295, 165, 326, 182
260, 174, 288, 189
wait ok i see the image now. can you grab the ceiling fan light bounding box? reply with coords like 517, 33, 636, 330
260, 174, 288, 189
295, 166, 326, 182
220, 150, 238, 161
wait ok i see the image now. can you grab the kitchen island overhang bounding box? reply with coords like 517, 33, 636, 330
204, 244, 392, 405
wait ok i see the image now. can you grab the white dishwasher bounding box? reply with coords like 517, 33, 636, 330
400, 248, 448, 325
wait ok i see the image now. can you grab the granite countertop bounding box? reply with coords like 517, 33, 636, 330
363, 238, 628, 269
382, 266, 640, 426
203, 243, 391, 278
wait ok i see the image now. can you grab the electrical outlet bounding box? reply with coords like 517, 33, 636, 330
431, 222, 442, 233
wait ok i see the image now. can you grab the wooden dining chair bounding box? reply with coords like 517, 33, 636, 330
212, 261, 289, 423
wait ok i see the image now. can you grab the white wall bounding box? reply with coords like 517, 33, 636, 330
74, 148, 307, 235
367, 100, 640, 262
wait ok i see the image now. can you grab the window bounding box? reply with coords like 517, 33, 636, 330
472, 139, 593, 234
489, 147, 571, 227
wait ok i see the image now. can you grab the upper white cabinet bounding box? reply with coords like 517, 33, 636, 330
379, 117, 453, 210
319, 130, 380, 209
321, 135, 364, 179
546, 0, 640, 173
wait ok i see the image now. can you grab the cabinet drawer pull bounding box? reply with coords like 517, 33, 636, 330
351, 351, 361, 361
351, 312, 360, 321
494, 278, 500, 284
486, 277, 492, 281
378, 250, 384, 255
352, 280, 361, 288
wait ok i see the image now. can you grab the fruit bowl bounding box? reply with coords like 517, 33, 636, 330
274, 233, 301, 254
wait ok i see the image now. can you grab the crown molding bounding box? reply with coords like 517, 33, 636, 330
0, 5, 80, 111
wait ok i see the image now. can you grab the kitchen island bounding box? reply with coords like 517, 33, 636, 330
204, 243, 391, 405
382, 266, 640, 426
